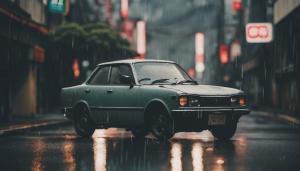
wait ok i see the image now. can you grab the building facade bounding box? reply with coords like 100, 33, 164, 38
242, 0, 300, 114
272, 0, 300, 113
0, 0, 48, 121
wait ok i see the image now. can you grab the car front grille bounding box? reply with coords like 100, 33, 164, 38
190, 96, 231, 107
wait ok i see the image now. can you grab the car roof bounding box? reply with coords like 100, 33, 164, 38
97, 59, 175, 66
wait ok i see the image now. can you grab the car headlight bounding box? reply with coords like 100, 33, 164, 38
239, 97, 246, 106
231, 96, 246, 106
179, 96, 188, 107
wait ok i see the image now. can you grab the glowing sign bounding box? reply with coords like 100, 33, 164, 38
246, 23, 273, 43
230, 40, 241, 61
219, 44, 229, 64
48, 0, 65, 13
195, 32, 205, 73
195, 32, 204, 56
232, 0, 242, 11
120, 0, 129, 18
137, 21, 146, 55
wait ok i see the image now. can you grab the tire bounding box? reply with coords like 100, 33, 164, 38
211, 122, 237, 141
74, 105, 95, 137
131, 128, 147, 138
149, 107, 174, 141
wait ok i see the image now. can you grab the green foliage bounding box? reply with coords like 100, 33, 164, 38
49, 23, 86, 51
83, 23, 112, 33
49, 22, 137, 65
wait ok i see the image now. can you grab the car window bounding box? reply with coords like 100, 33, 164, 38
110, 64, 133, 85
134, 62, 191, 84
88, 66, 110, 85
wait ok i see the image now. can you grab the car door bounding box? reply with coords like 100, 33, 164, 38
106, 64, 141, 126
84, 65, 111, 124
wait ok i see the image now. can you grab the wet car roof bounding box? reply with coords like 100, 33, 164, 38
97, 59, 175, 66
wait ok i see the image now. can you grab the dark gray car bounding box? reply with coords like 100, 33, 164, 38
61, 59, 250, 140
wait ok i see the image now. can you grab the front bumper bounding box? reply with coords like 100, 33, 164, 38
172, 106, 250, 114
171, 107, 250, 131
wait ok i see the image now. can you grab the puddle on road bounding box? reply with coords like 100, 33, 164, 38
0, 129, 249, 171
82, 129, 248, 171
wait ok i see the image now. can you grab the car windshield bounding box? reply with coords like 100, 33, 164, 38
133, 62, 193, 85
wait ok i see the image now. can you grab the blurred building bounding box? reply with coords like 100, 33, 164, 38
121, 0, 222, 84
66, 0, 115, 25
45, 0, 132, 112
242, 0, 300, 114
217, 0, 244, 88
272, 0, 300, 113
0, 0, 138, 122
240, 0, 272, 107
0, 0, 48, 121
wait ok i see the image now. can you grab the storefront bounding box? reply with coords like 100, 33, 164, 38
0, 1, 47, 121
273, 4, 300, 113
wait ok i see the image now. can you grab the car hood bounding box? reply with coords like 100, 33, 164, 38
160, 84, 243, 96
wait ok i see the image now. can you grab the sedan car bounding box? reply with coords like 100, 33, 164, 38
61, 59, 250, 140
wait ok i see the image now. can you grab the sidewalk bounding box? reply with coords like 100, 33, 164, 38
253, 107, 300, 126
0, 113, 71, 135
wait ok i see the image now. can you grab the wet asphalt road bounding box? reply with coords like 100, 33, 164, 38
1, 112, 300, 171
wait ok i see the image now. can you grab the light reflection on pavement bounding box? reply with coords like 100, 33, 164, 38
1, 113, 300, 171
63, 137, 76, 171
88, 128, 237, 171
191, 142, 203, 171
170, 142, 182, 171
31, 138, 45, 171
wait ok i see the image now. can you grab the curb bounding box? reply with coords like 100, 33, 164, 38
0, 119, 72, 136
255, 110, 300, 126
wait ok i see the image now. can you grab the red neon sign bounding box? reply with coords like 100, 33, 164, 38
120, 0, 129, 18
246, 23, 273, 43
232, 0, 242, 11
219, 44, 229, 64
247, 25, 269, 39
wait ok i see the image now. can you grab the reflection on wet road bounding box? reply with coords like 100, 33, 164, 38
1, 112, 300, 171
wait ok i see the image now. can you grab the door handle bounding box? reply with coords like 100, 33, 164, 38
107, 89, 113, 94
85, 89, 91, 93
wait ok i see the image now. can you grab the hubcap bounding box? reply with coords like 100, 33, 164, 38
77, 110, 89, 132
152, 114, 168, 136
79, 117, 88, 127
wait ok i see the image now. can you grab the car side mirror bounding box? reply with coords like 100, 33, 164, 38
120, 75, 134, 87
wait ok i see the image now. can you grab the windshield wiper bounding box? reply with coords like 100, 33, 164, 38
151, 78, 170, 84
175, 80, 198, 85
138, 78, 151, 83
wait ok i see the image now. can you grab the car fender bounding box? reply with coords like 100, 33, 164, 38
144, 98, 172, 119
73, 100, 92, 119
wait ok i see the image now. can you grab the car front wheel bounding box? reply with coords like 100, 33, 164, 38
74, 106, 95, 137
150, 108, 174, 141
210, 122, 237, 141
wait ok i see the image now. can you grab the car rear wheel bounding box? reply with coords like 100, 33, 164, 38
210, 122, 237, 141
149, 108, 174, 141
74, 106, 95, 137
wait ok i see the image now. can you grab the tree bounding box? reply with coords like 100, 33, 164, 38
49, 23, 86, 54
49, 22, 137, 66
83, 23, 136, 64
47, 22, 137, 89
